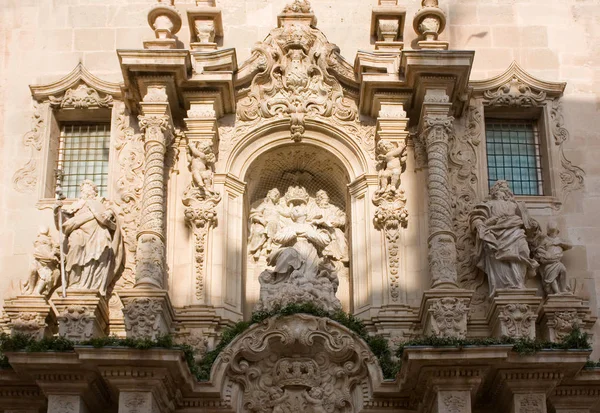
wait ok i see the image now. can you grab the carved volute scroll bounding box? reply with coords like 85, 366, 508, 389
236, 0, 359, 143
213, 314, 381, 413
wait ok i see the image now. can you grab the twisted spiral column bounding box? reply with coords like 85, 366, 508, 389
422, 114, 458, 288
135, 114, 170, 289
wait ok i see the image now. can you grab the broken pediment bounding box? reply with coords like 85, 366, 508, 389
235, 0, 360, 142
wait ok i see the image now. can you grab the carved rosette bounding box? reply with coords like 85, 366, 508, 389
135, 114, 171, 289
498, 304, 536, 339
13, 103, 45, 193
183, 187, 220, 301
428, 297, 469, 338
422, 115, 458, 288
123, 297, 164, 339
214, 314, 378, 413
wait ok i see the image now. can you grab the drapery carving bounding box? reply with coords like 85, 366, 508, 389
236, 1, 358, 142
13, 103, 45, 193
113, 108, 145, 289
215, 314, 377, 413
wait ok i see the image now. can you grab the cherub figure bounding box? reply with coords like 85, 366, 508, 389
376, 140, 407, 194
533, 221, 573, 295
22, 226, 60, 297
187, 141, 216, 196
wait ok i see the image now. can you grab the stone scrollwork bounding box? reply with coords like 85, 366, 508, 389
8, 312, 48, 338
214, 314, 378, 413
236, 0, 357, 142
57, 305, 95, 341
113, 108, 145, 289
548, 310, 581, 341
123, 297, 163, 338
48, 84, 113, 109
551, 100, 585, 201
429, 297, 469, 338
483, 76, 546, 107
498, 303, 536, 339
13, 103, 45, 193
183, 140, 221, 301
372, 139, 408, 301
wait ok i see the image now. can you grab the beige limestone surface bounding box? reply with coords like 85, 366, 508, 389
0, 0, 600, 354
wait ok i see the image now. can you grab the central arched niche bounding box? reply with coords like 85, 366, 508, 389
243, 143, 351, 317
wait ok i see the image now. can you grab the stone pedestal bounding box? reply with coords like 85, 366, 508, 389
431, 389, 472, 413
51, 290, 108, 341
3, 295, 55, 338
486, 289, 542, 340
418, 289, 473, 338
120, 289, 174, 339
538, 294, 596, 342
47, 395, 89, 413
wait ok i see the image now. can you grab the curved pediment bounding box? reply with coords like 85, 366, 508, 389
470, 61, 565, 106
29, 62, 123, 109
234, 0, 359, 142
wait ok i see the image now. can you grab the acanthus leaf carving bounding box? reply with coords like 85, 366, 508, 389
57, 305, 95, 341
483, 76, 546, 107
183, 140, 221, 301
48, 84, 113, 109
123, 297, 163, 338
113, 107, 145, 289
236, 11, 358, 142
429, 297, 469, 338
13, 103, 45, 193
498, 303, 536, 339
548, 309, 581, 341
551, 100, 585, 201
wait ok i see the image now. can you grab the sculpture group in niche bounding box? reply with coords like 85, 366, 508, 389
54, 180, 123, 296
252, 186, 346, 312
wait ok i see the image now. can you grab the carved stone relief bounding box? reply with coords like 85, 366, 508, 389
547, 310, 581, 341
123, 297, 163, 338
216, 314, 376, 413
21, 227, 60, 297
429, 297, 469, 339
113, 108, 145, 289
48, 84, 113, 109
483, 76, 546, 107
13, 103, 45, 193
8, 312, 48, 338
57, 305, 95, 341
498, 303, 536, 339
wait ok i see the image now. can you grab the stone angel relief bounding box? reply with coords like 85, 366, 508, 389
376, 140, 407, 196
251, 186, 348, 312
54, 180, 124, 296
187, 140, 217, 197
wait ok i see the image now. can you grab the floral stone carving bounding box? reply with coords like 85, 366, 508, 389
254, 186, 345, 313
498, 303, 536, 339
57, 305, 95, 341
8, 312, 49, 338
372, 140, 408, 301
123, 297, 164, 339
13, 103, 45, 193
214, 314, 378, 413
547, 310, 581, 341
237, 0, 357, 142
483, 76, 546, 107
183, 140, 221, 301
428, 297, 469, 338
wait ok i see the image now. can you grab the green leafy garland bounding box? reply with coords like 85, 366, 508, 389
0, 307, 594, 381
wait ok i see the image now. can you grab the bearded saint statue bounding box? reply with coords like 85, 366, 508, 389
54, 180, 123, 296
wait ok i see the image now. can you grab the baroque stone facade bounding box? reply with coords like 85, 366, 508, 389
1, 0, 600, 412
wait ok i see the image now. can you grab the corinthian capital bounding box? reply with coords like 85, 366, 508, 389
421, 115, 454, 147
138, 114, 170, 133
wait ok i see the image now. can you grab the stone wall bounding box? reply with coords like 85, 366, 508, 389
1, 0, 599, 352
